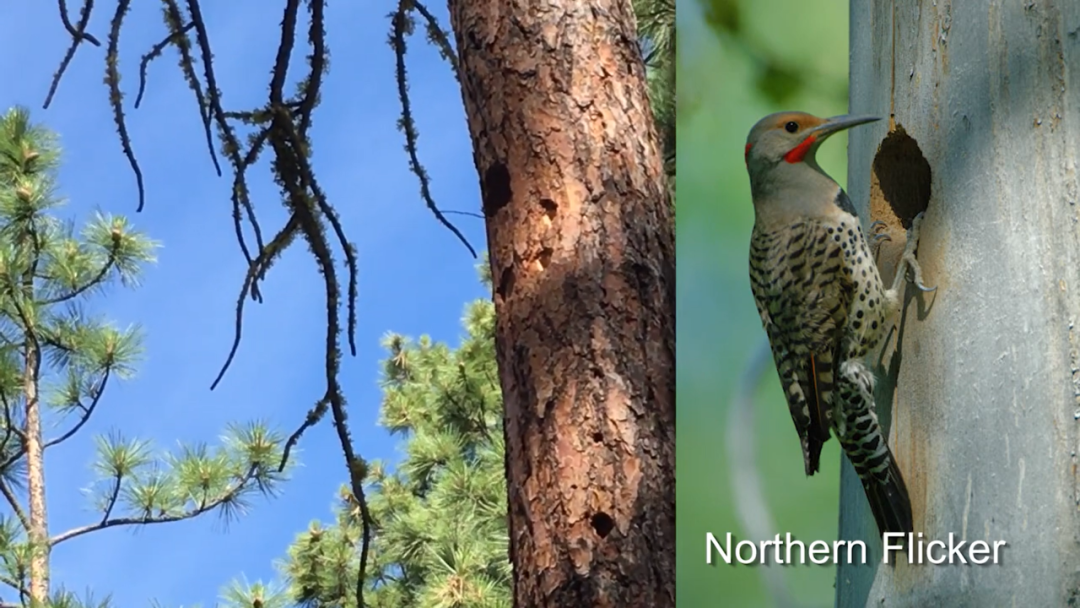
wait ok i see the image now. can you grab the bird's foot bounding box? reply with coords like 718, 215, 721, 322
897, 212, 936, 293
869, 220, 892, 259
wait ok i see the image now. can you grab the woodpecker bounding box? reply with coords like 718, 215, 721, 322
744, 111, 934, 537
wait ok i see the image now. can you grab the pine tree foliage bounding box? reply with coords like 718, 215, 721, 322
635, 0, 676, 185
221, 265, 506, 608
0, 107, 290, 608
696, 0, 847, 107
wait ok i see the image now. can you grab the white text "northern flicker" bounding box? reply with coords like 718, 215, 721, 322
883, 533, 1007, 565
706, 532, 869, 565
706, 532, 1008, 565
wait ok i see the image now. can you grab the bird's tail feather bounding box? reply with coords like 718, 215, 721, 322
860, 452, 913, 538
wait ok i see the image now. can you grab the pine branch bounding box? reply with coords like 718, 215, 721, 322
0, 555, 28, 601
48, 463, 262, 547
0, 368, 112, 470
40, 239, 123, 305
0, 479, 29, 534
98, 474, 122, 524
0, 395, 27, 452
43, 370, 110, 450
3, 294, 42, 384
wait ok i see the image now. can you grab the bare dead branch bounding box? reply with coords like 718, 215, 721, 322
390, 4, 476, 258
411, 1, 458, 79
297, 0, 325, 136
17, 2, 496, 602
269, 0, 302, 105
182, 0, 266, 264
162, 0, 222, 178
57, 0, 100, 45
267, 101, 371, 607
210, 214, 300, 391
278, 394, 328, 474
442, 209, 483, 219
134, 21, 195, 109
44, 0, 99, 109
104, 0, 146, 212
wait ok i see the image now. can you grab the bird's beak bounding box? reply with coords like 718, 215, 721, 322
810, 114, 881, 139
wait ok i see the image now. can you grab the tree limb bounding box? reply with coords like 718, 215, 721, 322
104, 0, 146, 212
410, 0, 458, 79
0, 479, 30, 534
43, 372, 109, 452
44, 0, 99, 109
98, 473, 122, 526
48, 464, 260, 547
134, 22, 195, 109
390, 2, 476, 258
40, 243, 121, 305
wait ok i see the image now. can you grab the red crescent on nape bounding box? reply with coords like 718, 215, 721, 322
784, 134, 818, 164
744, 143, 752, 163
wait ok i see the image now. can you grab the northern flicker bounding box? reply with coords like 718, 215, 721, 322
744, 111, 934, 537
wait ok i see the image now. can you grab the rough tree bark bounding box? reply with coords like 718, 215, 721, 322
447, 1, 676, 606
838, 1, 1080, 606
22, 239, 49, 603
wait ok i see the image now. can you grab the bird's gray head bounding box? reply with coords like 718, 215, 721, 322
744, 111, 880, 201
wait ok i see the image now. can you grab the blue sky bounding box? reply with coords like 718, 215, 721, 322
0, 2, 488, 605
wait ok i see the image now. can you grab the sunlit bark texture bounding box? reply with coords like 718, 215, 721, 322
447, 1, 676, 606
838, 1, 1080, 606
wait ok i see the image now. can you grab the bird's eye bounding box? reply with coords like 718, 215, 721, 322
784, 121, 799, 133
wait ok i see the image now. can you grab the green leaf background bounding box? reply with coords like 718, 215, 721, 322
677, 0, 854, 606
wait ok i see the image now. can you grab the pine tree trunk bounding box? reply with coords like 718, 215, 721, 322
838, 1, 1080, 605
447, 1, 676, 606
25, 338, 48, 603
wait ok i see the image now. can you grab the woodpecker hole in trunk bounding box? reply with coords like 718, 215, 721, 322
868, 125, 932, 285
870, 125, 931, 226
590, 512, 615, 538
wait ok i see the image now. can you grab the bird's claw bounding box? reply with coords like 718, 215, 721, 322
910, 272, 938, 292
901, 212, 937, 292
869, 220, 892, 259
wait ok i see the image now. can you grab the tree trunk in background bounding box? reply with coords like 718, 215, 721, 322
447, 1, 676, 606
24, 340, 49, 604
839, 1, 1080, 605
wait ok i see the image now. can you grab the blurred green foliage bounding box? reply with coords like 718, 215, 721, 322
676, 1, 854, 606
